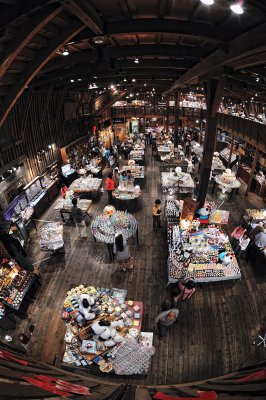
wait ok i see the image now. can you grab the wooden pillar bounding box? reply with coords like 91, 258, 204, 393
245, 147, 259, 196
166, 95, 170, 134
197, 78, 225, 207
174, 91, 180, 147
228, 134, 234, 167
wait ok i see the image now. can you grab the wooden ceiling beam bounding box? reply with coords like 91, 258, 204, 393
39, 68, 181, 88
36, 59, 192, 86
0, 20, 85, 128
105, 19, 233, 43
119, 0, 131, 18
229, 52, 266, 70
61, 0, 103, 35
164, 22, 266, 94
41, 44, 205, 74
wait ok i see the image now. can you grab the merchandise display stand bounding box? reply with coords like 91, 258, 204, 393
62, 286, 153, 375
91, 211, 138, 261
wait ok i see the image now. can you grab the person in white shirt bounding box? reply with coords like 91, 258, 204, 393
235, 234, 250, 259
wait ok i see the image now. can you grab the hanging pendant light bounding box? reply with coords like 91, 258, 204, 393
62, 46, 69, 56
200, 0, 214, 5
230, 0, 244, 14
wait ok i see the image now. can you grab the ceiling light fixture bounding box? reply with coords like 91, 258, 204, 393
132, 78, 136, 82
230, 0, 244, 14
200, 0, 214, 5
93, 36, 104, 45
70, 79, 74, 83
134, 57, 139, 64
123, 78, 127, 82
62, 46, 69, 56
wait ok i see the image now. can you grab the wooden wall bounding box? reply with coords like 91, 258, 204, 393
0, 88, 85, 180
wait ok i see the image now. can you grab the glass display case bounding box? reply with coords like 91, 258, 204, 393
23, 177, 49, 218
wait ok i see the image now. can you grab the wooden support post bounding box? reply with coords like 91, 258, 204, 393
245, 147, 259, 196
166, 95, 170, 134
197, 78, 225, 208
174, 91, 180, 147
228, 134, 234, 167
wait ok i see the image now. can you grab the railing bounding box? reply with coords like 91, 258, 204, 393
217, 112, 266, 151
110, 105, 176, 118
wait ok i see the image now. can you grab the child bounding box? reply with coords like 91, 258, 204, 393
152, 199, 162, 231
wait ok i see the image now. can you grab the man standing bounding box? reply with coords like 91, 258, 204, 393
154, 309, 179, 338
71, 198, 87, 238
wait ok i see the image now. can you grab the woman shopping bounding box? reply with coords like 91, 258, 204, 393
113, 233, 134, 271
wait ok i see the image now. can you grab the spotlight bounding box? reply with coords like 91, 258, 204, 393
256, 77, 260, 82
230, 1, 244, 14
255, 93, 258, 96
134, 57, 139, 64
62, 46, 69, 56
200, 0, 214, 5
132, 78, 136, 82
78, 78, 82, 81
123, 78, 127, 82
70, 79, 74, 83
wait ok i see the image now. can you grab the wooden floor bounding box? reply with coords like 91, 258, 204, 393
1, 146, 266, 386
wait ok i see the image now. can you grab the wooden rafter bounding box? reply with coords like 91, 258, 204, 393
164, 22, 266, 93
0, 21, 85, 129
0, 6, 63, 80
61, 0, 103, 35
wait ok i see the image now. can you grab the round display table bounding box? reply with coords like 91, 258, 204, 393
91, 211, 138, 261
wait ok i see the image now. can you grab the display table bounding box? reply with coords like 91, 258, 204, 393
214, 174, 241, 200
161, 172, 194, 197
121, 165, 144, 179
54, 198, 92, 223
39, 222, 64, 253
91, 211, 138, 261
112, 185, 141, 211
69, 177, 102, 199
167, 224, 241, 285
62, 286, 153, 375
129, 149, 145, 165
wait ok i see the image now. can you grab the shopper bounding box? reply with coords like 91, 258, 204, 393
60, 184, 68, 198
154, 309, 179, 338
71, 198, 87, 238
235, 234, 250, 259
178, 279, 196, 301
105, 172, 115, 203
113, 168, 120, 188
127, 170, 134, 185
152, 199, 162, 231
193, 177, 199, 198
113, 233, 133, 271
162, 289, 182, 311
119, 170, 128, 183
